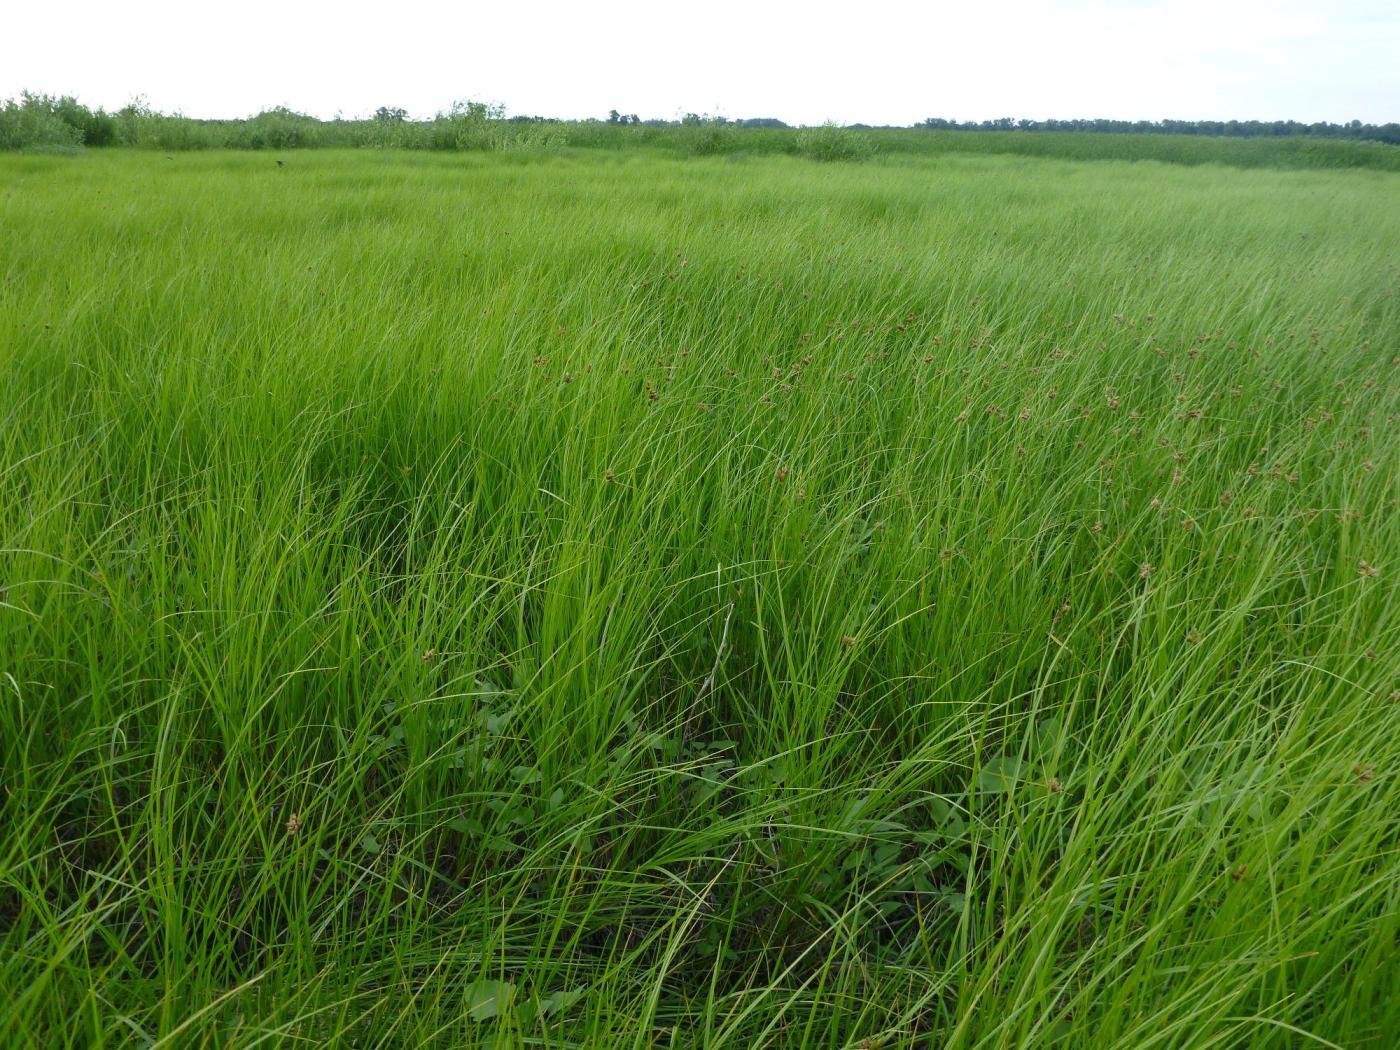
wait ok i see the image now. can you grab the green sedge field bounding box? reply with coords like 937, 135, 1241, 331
1, 146, 1398, 1047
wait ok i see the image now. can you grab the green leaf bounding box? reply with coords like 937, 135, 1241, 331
926, 796, 969, 839
1034, 717, 1062, 753
537, 986, 584, 1019
465, 979, 516, 1022
359, 832, 381, 855
940, 890, 967, 913
448, 817, 483, 836
480, 706, 515, 734
872, 842, 902, 869
975, 755, 1024, 792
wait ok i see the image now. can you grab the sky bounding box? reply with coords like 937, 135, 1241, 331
3, 0, 1397, 125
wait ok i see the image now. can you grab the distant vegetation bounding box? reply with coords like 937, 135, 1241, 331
912, 115, 1400, 142
3, 91, 1399, 170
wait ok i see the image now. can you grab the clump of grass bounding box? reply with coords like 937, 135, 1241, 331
0, 146, 1397, 1047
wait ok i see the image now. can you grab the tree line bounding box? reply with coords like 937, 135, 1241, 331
3, 92, 1397, 157
912, 116, 1400, 144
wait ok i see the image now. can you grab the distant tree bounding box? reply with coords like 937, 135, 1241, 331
607, 109, 621, 125
374, 106, 407, 123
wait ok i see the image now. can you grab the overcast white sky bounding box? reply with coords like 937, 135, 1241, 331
3, 0, 1397, 125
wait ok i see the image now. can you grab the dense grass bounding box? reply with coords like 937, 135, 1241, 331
2, 148, 1398, 1047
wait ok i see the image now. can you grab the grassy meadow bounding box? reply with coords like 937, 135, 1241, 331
1, 146, 1398, 1047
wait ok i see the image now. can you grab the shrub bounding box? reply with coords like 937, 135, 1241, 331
114, 98, 221, 150
0, 93, 85, 152
424, 100, 507, 151
496, 121, 568, 154
8, 94, 119, 146
233, 108, 325, 150
681, 114, 739, 157
794, 122, 874, 162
